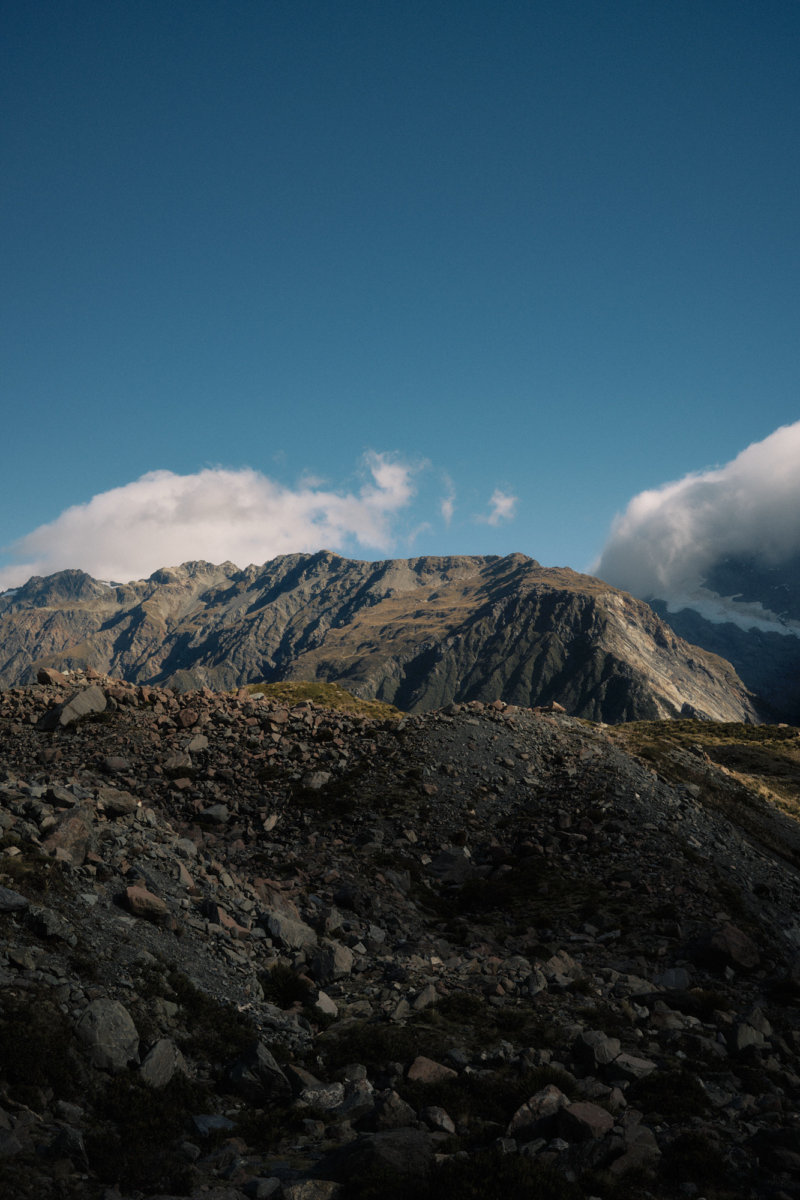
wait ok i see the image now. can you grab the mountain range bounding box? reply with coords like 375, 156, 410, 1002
0, 552, 759, 724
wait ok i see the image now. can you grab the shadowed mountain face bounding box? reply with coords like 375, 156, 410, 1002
0, 551, 759, 723
647, 554, 800, 723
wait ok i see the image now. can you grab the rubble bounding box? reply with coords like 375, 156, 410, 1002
1, 672, 800, 1197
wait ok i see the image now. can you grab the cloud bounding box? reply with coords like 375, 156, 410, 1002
0, 451, 417, 590
477, 489, 518, 527
440, 475, 456, 526
595, 421, 800, 612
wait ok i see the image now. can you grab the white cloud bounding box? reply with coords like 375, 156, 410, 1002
477, 489, 518, 527
0, 451, 417, 590
595, 421, 800, 619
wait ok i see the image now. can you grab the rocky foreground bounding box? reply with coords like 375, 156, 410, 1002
2, 673, 800, 1199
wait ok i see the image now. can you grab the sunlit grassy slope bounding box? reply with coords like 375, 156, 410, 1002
243, 680, 402, 720
610, 719, 800, 864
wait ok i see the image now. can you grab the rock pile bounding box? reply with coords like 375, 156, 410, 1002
1, 671, 800, 1198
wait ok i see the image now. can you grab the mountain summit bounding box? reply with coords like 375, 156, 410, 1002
0, 553, 757, 724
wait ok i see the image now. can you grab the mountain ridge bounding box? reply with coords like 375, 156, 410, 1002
0, 553, 759, 725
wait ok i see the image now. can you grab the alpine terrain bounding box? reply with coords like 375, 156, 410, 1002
0, 553, 759, 724
1, 672, 800, 1198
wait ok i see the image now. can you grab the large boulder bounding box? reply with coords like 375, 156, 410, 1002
38, 685, 107, 730
77, 998, 139, 1071
225, 1040, 292, 1103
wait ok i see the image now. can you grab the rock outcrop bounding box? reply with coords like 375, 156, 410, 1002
0, 552, 760, 723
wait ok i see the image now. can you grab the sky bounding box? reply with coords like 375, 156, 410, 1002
2, 0, 799, 590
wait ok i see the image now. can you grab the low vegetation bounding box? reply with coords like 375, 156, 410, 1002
243, 679, 402, 719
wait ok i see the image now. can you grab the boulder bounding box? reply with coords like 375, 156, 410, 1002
558, 1101, 615, 1142
0, 886, 29, 913
126, 885, 169, 923
139, 1038, 186, 1087
406, 1055, 457, 1084
308, 939, 354, 983
707, 924, 760, 971
77, 998, 139, 1071
38, 685, 107, 730
265, 910, 317, 950
321, 1128, 434, 1183
226, 1041, 291, 1103
37, 667, 69, 687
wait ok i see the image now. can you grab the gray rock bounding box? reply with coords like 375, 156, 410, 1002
77, 998, 139, 1071
26, 905, 75, 942
192, 1114, 236, 1137
0, 886, 29, 913
606, 1052, 657, 1083
322, 1128, 434, 1183
265, 911, 317, 950
421, 1104, 456, 1133
97, 786, 138, 816
574, 1029, 621, 1069
309, 939, 354, 983
38, 685, 107, 730
412, 983, 438, 1011
373, 1089, 417, 1129
298, 1082, 345, 1111
283, 1183, 342, 1200
708, 923, 760, 971
658, 966, 691, 990
140, 1038, 187, 1087
200, 803, 229, 824
226, 1041, 291, 1102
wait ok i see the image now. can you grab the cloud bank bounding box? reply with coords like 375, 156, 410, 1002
595, 421, 800, 625
0, 452, 417, 590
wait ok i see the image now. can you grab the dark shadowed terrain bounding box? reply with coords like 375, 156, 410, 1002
2, 672, 800, 1198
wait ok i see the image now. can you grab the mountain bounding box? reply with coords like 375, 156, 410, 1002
645, 554, 800, 723
0, 552, 759, 723
2, 673, 800, 1197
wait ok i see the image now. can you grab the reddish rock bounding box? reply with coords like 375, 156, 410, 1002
37, 666, 69, 687
126, 885, 169, 922
406, 1055, 457, 1084
709, 923, 761, 971
42, 811, 92, 866
558, 1101, 615, 1142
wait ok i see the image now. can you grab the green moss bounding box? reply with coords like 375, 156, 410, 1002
244, 680, 402, 720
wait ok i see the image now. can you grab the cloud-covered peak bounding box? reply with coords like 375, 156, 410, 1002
595, 421, 800, 629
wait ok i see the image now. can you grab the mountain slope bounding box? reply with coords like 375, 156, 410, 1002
642, 554, 800, 722
0, 552, 759, 723
2, 675, 800, 1197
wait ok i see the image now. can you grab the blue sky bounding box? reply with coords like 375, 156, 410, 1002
2, 0, 799, 588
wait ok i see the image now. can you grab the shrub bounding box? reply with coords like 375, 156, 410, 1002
0, 987, 85, 1106
260, 962, 313, 1008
